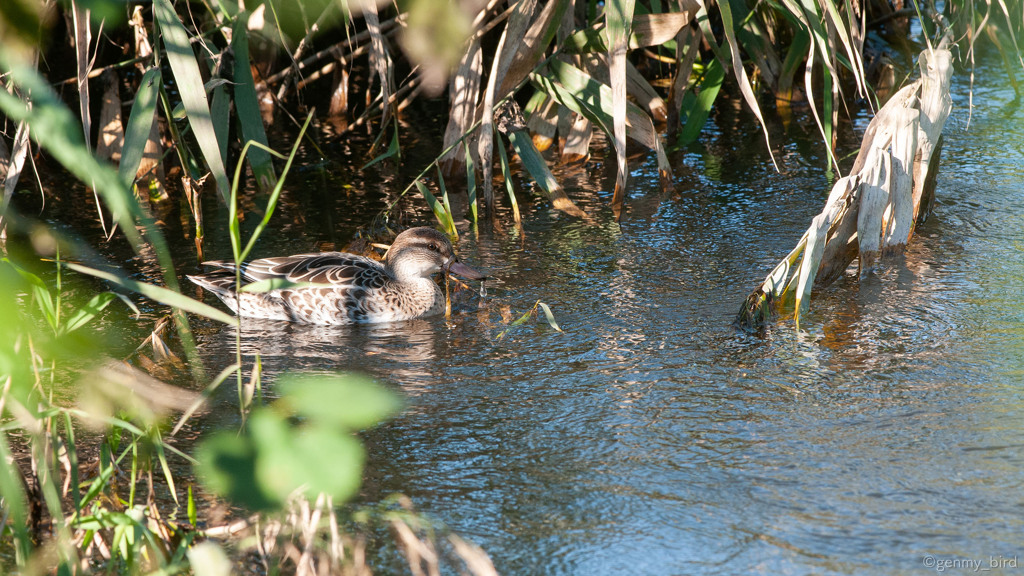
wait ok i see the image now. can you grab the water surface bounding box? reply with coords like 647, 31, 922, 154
187, 54, 1024, 575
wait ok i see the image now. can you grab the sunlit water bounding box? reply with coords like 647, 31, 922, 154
179, 52, 1024, 574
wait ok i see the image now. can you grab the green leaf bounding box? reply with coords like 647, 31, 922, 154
282, 424, 364, 502
504, 128, 587, 217
172, 362, 241, 437
497, 300, 564, 339
494, 133, 522, 224
276, 373, 402, 431
247, 410, 299, 505
414, 179, 457, 236
194, 428, 278, 512
238, 278, 330, 293
231, 15, 277, 191
563, 27, 609, 53
714, 0, 776, 168
210, 76, 231, 167
5, 259, 57, 331
464, 142, 478, 223
777, 29, 810, 98
59, 291, 116, 336
64, 262, 238, 326
496, 304, 537, 340
154, 433, 179, 505
362, 126, 401, 170
248, 411, 365, 505
234, 114, 315, 263
119, 67, 161, 189
504, 131, 556, 199
678, 58, 725, 145
537, 60, 667, 153
436, 168, 458, 240
153, 0, 230, 203
0, 49, 143, 247
0, 435, 30, 562
187, 485, 197, 526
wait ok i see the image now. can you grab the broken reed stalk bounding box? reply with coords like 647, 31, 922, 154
262, 14, 406, 89
737, 36, 953, 330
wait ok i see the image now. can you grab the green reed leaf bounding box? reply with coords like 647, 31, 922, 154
679, 58, 725, 145
231, 15, 277, 191
172, 363, 241, 437
154, 432, 179, 505
464, 142, 478, 223
238, 278, 331, 293
153, 0, 230, 202
0, 435, 30, 562
119, 66, 161, 189
494, 133, 522, 223
59, 291, 116, 336
235, 113, 314, 263
414, 179, 457, 236
5, 259, 57, 331
65, 262, 238, 326
362, 125, 401, 170
187, 485, 197, 526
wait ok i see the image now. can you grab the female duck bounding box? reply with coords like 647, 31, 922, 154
187, 227, 486, 325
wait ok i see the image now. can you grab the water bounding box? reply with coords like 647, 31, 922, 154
26, 49, 1017, 573
175, 54, 1024, 573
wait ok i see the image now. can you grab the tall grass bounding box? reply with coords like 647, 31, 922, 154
3, 0, 1021, 232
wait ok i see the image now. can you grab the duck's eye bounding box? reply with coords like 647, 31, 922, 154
428, 243, 440, 252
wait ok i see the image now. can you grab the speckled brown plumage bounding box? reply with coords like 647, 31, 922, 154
187, 227, 485, 325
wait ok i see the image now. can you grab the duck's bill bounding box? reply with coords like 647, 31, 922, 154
445, 260, 487, 280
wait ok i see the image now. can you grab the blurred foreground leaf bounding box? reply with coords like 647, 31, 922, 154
277, 373, 403, 430
196, 373, 400, 512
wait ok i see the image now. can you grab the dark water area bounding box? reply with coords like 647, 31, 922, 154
14, 49, 1024, 574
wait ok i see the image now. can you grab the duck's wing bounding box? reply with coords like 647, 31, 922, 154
202, 253, 387, 285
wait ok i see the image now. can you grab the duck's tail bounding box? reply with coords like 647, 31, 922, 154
187, 272, 241, 314
187, 271, 301, 322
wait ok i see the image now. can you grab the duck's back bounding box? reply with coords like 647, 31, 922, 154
189, 252, 444, 324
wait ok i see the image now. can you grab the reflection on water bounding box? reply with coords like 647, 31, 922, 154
195, 317, 467, 398
182, 57, 1024, 575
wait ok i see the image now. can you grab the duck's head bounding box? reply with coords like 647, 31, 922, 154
386, 227, 486, 282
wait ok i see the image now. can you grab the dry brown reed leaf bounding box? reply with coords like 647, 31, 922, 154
561, 113, 592, 164
667, 24, 700, 136
527, 97, 558, 151
78, 361, 199, 430
95, 71, 123, 164
364, 1, 395, 128
626, 60, 667, 123
1, 115, 31, 241
449, 534, 501, 576
606, 0, 632, 212
739, 39, 954, 329
440, 37, 483, 180
391, 517, 440, 576
479, 0, 540, 211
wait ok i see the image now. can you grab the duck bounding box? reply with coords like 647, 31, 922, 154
187, 227, 486, 325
